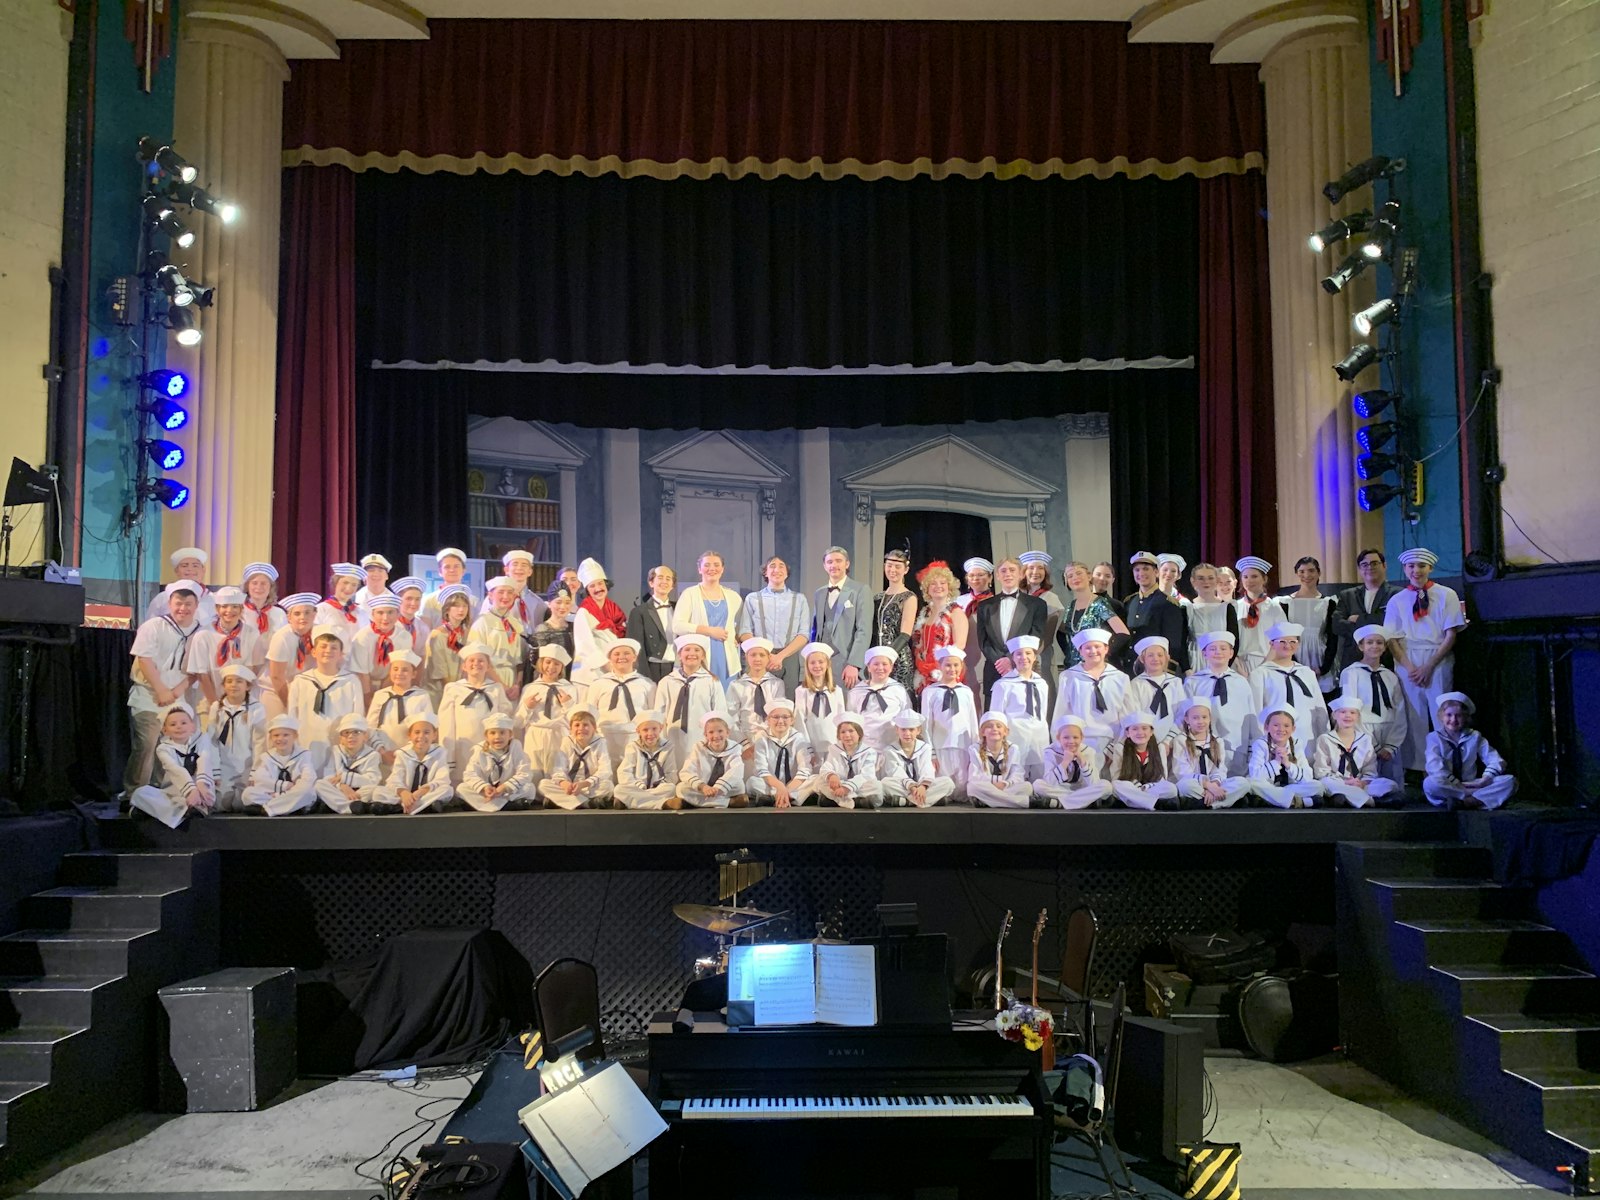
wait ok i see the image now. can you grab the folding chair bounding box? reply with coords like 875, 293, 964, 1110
1053, 981, 1139, 1198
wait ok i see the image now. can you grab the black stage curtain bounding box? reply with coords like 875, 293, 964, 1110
354, 365, 1201, 589
354, 169, 1198, 370
885, 511, 992, 577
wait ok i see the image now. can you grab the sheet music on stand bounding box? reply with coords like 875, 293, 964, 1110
726, 942, 878, 1027
518, 1059, 667, 1200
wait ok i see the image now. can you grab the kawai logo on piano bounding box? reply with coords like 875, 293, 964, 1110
825, 1048, 866, 1058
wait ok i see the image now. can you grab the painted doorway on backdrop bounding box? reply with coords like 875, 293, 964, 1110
882, 511, 993, 583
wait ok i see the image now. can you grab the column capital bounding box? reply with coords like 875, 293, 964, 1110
178, 15, 291, 81
1260, 24, 1366, 76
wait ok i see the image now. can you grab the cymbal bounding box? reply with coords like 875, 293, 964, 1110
672, 903, 781, 934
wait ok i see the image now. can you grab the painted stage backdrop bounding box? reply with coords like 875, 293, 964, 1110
446, 414, 1112, 600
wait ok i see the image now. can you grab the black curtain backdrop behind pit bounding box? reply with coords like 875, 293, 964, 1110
355, 170, 1199, 370
354, 367, 1201, 589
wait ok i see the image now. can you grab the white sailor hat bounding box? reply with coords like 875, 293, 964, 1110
220, 663, 256, 682
963, 557, 995, 574
1235, 556, 1272, 574
170, 546, 207, 568
566, 704, 599, 723
360, 553, 392, 571
740, 636, 775, 654
435, 547, 468, 564
390, 649, 421, 667
1435, 691, 1476, 715
241, 562, 278, 583
281, 591, 321, 610
1055, 713, 1088, 732
1171, 698, 1210, 726
537, 644, 572, 665
392, 576, 426, 595
435, 584, 472, 604
330, 562, 363, 580
1258, 704, 1298, 725
978, 710, 1011, 729
576, 557, 608, 587
485, 575, 515, 592
164, 579, 203, 599
268, 714, 300, 732
1133, 636, 1170, 656
609, 638, 642, 655
1265, 621, 1305, 642
1399, 547, 1439, 567
1328, 695, 1367, 714
160, 699, 197, 721
458, 641, 494, 660
1017, 551, 1052, 567
892, 709, 926, 728
405, 712, 439, 730
481, 713, 515, 732
335, 714, 371, 734
1354, 623, 1390, 643
833, 711, 866, 733
864, 645, 898, 665
502, 550, 534, 566
766, 698, 797, 715
675, 633, 711, 654
1196, 630, 1236, 650
1005, 634, 1041, 655
1071, 628, 1113, 650
212, 586, 245, 606
366, 594, 401, 611
1120, 709, 1161, 732
1129, 550, 1159, 568
933, 645, 967, 662
1157, 553, 1188, 571
801, 641, 834, 659
700, 709, 732, 729
633, 709, 667, 727
310, 623, 344, 643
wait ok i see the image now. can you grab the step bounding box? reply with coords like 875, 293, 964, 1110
1396, 918, 1574, 966
1547, 1121, 1599, 1193
1504, 1066, 1600, 1127
1349, 842, 1492, 879
1431, 962, 1600, 1014
0, 975, 125, 1030
24, 886, 180, 932
57, 852, 200, 891
1467, 1013, 1600, 1070
1367, 877, 1531, 921
0, 930, 155, 977
0, 1078, 49, 1147
0, 1025, 87, 1080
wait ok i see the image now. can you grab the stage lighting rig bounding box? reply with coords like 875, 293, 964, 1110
137, 136, 197, 183
1321, 251, 1372, 295
1355, 452, 1401, 481
140, 397, 189, 432
1357, 482, 1403, 512
142, 195, 195, 249
1352, 389, 1399, 419
1333, 344, 1382, 382
1308, 211, 1371, 254
139, 478, 190, 510
165, 180, 238, 225
153, 262, 194, 307
142, 439, 185, 471
139, 368, 188, 399
1361, 201, 1403, 261
1355, 421, 1397, 453
1323, 155, 1404, 204
1353, 298, 1398, 336
165, 306, 202, 346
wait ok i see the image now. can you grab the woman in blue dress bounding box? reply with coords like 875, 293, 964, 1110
671, 550, 743, 686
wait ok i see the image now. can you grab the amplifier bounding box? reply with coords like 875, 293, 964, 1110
1115, 1015, 1203, 1163
0, 577, 84, 627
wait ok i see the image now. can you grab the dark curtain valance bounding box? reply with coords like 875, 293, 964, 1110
354, 169, 1199, 370
285, 20, 1266, 182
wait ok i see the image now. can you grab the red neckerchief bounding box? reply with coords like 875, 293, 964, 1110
580, 595, 628, 638
370, 623, 394, 667
245, 600, 273, 635
295, 632, 312, 671
325, 595, 358, 623
493, 609, 516, 639
214, 621, 242, 667
1408, 580, 1433, 619
445, 622, 466, 653
514, 593, 531, 625
1244, 593, 1266, 628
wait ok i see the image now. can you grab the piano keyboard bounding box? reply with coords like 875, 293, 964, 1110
681, 1094, 1034, 1120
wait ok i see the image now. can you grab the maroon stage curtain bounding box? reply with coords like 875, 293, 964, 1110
283, 20, 1265, 177
273, 166, 356, 587
1198, 171, 1277, 566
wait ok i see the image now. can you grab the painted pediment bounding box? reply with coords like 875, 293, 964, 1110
645, 431, 789, 486
843, 435, 1057, 499
466, 417, 589, 468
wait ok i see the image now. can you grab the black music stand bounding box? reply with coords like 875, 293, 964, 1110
3, 458, 51, 577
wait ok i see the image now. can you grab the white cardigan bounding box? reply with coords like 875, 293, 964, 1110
672, 586, 745, 673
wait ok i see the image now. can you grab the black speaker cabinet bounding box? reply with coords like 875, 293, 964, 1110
1115, 1015, 1203, 1163
159, 967, 296, 1112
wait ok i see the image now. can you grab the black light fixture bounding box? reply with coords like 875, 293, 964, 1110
140, 478, 190, 510
1362, 200, 1403, 261
153, 263, 194, 307
167, 180, 238, 225
140, 397, 189, 432
1357, 482, 1404, 512
186, 282, 217, 309
137, 136, 198, 183
1355, 452, 1400, 481
1334, 344, 1379, 382
141, 195, 195, 249
1321, 251, 1372, 295
138, 367, 189, 399
165, 306, 202, 346
1355, 420, 1397, 452
1308, 211, 1371, 254
1323, 155, 1401, 204
1352, 389, 1400, 419
1353, 298, 1398, 336
141, 439, 185, 471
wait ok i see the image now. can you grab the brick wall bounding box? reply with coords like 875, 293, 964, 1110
1474, 0, 1600, 564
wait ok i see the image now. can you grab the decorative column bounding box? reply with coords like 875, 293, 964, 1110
1261, 24, 1385, 577
162, 19, 288, 585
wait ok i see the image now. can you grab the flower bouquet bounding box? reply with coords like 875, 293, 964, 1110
996, 991, 1055, 1067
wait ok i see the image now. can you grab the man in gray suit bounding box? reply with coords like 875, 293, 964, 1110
812, 545, 872, 689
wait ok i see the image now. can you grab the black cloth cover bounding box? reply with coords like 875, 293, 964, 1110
1491, 808, 1600, 888
297, 927, 534, 1074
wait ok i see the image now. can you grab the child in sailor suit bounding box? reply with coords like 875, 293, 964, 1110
1105, 712, 1179, 811
1052, 628, 1130, 757
991, 636, 1050, 777
1123, 637, 1186, 744
316, 564, 368, 646
967, 712, 1031, 808
285, 628, 366, 775
263, 595, 320, 718
207, 665, 263, 811
469, 577, 526, 697
1248, 622, 1329, 743
878, 711, 954, 808
583, 639, 655, 770
1232, 557, 1289, 676
1032, 717, 1113, 810
1248, 707, 1323, 808
848, 646, 910, 750
1383, 548, 1466, 770
1165, 699, 1251, 809
815, 712, 883, 810
519, 644, 578, 783
459, 714, 537, 812
313, 715, 385, 814
1423, 692, 1518, 810
654, 636, 728, 762
374, 714, 455, 814
186, 588, 261, 708
726, 638, 787, 748
795, 642, 847, 758
615, 711, 682, 811
675, 711, 747, 809
240, 715, 319, 816
365, 651, 434, 762
1184, 631, 1253, 774
1339, 624, 1408, 784
539, 706, 614, 810
438, 644, 513, 784
921, 646, 979, 798
747, 700, 815, 808
350, 597, 406, 700
128, 704, 217, 829
1313, 696, 1401, 808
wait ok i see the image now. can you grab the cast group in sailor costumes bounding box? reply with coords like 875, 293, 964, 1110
122, 541, 1512, 820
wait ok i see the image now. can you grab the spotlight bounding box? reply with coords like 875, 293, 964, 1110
139, 368, 188, 399
166, 306, 202, 346
1321, 251, 1372, 295
1356, 452, 1400, 481
1358, 482, 1403, 512
1362, 201, 1403, 261
186, 282, 217, 309
140, 398, 189, 432
142, 196, 195, 249
1353, 298, 1398, 336
1355, 421, 1397, 452
153, 263, 194, 307
167, 181, 238, 225
137, 136, 198, 184
142, 439, 185, 471
1334, 344, 1379, 382
141, 478, 190, 510
1308, 211, 1371, 254
1323, 155, 1401, 204
1352, 389, 1399, 419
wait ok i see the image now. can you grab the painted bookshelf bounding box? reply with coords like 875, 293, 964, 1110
468, 462, 563, 594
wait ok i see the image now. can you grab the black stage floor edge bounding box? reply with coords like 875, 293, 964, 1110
102, 806, 1458, 851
